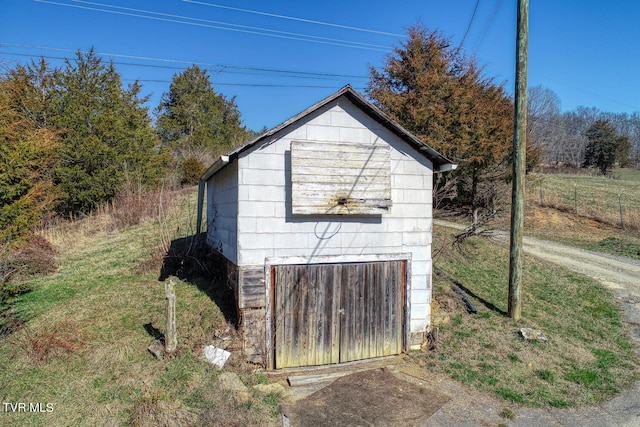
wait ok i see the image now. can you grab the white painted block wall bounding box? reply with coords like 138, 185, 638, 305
232, 98, 435, 339
207, 161, 239, 265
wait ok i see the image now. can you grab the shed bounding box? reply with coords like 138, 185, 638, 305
197, 85, 455, 369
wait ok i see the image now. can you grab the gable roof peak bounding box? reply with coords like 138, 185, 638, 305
201, 85, 455, 181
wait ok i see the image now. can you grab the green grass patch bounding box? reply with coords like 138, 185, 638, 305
508, 353, 521, 363
598, 237, 640, 260
0, 188, 280, 427
422, 227, 639, 408
495, 388, 526, 404
565, 368, 599, 385
535, 369, 556, 383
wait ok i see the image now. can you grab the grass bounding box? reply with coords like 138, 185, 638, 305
467, 168, 640, 261
0, 187, 280, 426
3, 172, 639, 422
422, 226, 640, 408
533, 168, 640, 210
527, 168, 640, 232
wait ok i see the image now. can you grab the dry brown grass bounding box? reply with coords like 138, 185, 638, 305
15, 318, 83, 365
126, 392, 198, 427
39, 185, 186, 254
527, 170, 640, 231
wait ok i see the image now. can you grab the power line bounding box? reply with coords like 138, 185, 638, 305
473, 0, 502, 52
0, 51, 365, 90
35, 0, 392, 52
1, 51, 363, 83
456, 0, 481, 53
0, 43, 370, 80
182, 0, 403, 37
0, 52, 324, 80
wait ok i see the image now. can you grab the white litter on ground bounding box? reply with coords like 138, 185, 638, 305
204, 345, 231, 368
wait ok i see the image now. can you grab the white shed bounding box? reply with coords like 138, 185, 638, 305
198, 85, 455, 369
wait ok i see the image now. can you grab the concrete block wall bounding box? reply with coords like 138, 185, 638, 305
207, 161, 239, 264
233, 97, 434, 342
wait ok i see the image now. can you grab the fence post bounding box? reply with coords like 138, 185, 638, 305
539, 181, 543, 205
165, 279, 177, 354
574, 183, 577, 214
618, 193, 624, 229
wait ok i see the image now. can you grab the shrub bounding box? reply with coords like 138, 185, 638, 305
1, 235, 58, 296
181, 157, 205, 186
8, 236, 58, 279
111, 189, 160, 230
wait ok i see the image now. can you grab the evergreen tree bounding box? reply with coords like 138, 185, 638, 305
0, 73, 60, 241
367, 24, 517, 223
583, 119, 630, 175
155, 65, 248, 156
50, 50, 164, 213
5, 58, 56, 129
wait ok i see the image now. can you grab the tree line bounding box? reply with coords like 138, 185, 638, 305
527, 85, 637, 174
1, 50, 253, 243
2, 24, 638, 246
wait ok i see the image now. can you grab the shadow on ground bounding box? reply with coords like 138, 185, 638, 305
159, 233, 238, 327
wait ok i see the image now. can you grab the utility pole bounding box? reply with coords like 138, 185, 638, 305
509, 0, 528, 320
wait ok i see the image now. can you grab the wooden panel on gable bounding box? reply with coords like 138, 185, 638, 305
291, 140, 391, 215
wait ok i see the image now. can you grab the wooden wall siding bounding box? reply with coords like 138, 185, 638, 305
290, 140, 391, 215
237, 266, 266, 309
273, 261, 403, 369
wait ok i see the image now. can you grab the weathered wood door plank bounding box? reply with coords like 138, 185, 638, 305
274, 260, 404, 369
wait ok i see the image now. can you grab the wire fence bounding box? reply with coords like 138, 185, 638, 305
527, 175, 640, 231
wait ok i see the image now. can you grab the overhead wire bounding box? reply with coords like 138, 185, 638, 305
456, 0, 481, 54
0, 51, 365, 90
35, 0, 393, 52
182, 0, 402, 37
472, 0, 502, 52
0, 43, 370, 80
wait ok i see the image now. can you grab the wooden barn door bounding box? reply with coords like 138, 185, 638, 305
273, 261, 404, 369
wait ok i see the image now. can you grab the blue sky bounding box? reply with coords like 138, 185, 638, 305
1, 1, 639, 131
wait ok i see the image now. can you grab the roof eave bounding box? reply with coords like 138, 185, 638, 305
201, 155, 230, 182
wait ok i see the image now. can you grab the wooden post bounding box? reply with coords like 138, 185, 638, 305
196, 179, 205, 238
574, 182, 577, 214
539, 181, 543, 206
508, 0, 528, 321
619, 193, 624, 228
165, 279, 177, 354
